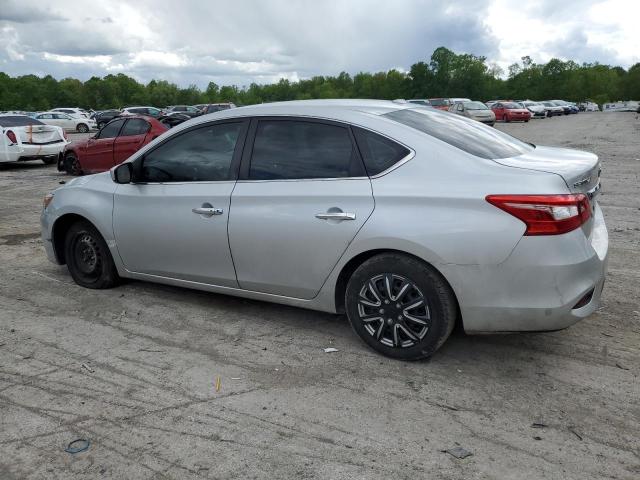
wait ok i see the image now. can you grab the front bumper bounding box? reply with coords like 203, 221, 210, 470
441, 204, 609, 333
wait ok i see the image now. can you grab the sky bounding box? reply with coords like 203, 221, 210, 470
1, 0, 639, 88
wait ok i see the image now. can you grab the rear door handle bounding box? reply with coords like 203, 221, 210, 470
315, 212, 356, 221
192, 207, 223, 216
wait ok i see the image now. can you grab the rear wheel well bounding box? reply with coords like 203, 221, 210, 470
52, 214, 92, 264
334, 249, 462, 326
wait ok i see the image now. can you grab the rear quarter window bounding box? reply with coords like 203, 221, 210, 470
384, 109, 533, 160
353, 127, 410, 176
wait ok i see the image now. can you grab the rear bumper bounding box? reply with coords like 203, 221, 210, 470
441, 204, 608, 333
18, 142, 67, 160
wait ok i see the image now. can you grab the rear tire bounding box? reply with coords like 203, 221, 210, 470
64, 153, 82, 176
345, 253, 457, 360
77, 123, 89, 133
64, 221, 120, 289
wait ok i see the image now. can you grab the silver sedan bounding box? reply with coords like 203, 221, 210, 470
41, 100, 608, 359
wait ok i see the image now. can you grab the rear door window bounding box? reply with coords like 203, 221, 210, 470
120, 119, 150, 136
353, 127, 410, 176
249, 120, 363, 180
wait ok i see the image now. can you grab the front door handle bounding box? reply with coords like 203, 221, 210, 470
192, 207, 223, 216
315, 212, 356, 221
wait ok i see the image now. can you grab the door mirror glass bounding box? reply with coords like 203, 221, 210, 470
111, 163, 132, 184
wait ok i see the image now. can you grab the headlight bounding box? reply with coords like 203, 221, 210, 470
43, 193, 54, 209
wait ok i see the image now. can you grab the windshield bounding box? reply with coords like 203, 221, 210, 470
428, 98, 449, 107
0, 115, 45, 127
463, 101, 488, 110
384, 108, 534, 160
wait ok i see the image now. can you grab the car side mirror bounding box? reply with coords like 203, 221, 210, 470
111, 163, 133, 184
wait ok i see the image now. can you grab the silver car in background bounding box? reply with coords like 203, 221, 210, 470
41, 100, 608, 359
449, 100, 496, 125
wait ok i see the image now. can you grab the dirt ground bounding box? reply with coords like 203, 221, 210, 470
1, 112, 638, 480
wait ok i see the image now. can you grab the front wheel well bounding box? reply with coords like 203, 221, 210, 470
52, 214, 93, 264
333, 249, 462, 326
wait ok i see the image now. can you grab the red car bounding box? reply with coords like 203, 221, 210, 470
491, 102, 532, 123
427, 98, 451, 111
59, 116, 168, 175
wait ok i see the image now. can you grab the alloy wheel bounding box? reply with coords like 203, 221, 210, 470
357, 273, 430, 348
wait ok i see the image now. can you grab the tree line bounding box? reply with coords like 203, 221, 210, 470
1, 47, 638, 111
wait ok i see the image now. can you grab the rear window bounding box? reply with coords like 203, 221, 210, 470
353, 127, 410, 176
384, 108, 533, 160
0, 116, 45, 127
428, 99, 449, 107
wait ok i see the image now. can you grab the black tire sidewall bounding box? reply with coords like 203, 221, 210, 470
345, 254, 456, 360
65, 153, 81, 175
64, 221, 118, 289
77, 124, 88, 133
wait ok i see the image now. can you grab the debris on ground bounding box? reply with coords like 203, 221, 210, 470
323, 347, 339, 353
531, 423, 546, 429
81, 363, 94, 373
64, 438, 90, 454
442, 446, 473, 459
215, 376, 221, 392
533, 436, 542, 441
568, 426, 583, 441
615, 362, 630, 370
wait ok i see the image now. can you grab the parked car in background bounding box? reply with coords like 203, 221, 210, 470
157, 112, 191, 128
59, 115, 168, 175
520, 100, 547, 118
199, 103, 237, 115
540, 101, 564, 116
427, 98, 451, 111
491, 102, 531, 122
602, 101, 639, 112
448, 97, 472, 105
52, 107, 89, 118
35, 112, 97, 133
164, 105, 202, 117
547, 100, 571, 115
0, 115, 68, 164
121, 106, 164, 118
406, 99, 431, 106
92, 109, 122, 128
552, 100, 579, 114
449, 100, 496, 125
42, 99, 608, 359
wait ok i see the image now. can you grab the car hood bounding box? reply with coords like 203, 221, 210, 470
468, 110, 494, 117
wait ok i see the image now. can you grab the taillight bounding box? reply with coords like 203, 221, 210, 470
6, 130, 17, 144
486, 194, 591, 235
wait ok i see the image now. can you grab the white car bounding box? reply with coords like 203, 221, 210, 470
0, 115, 68, 164
51, 107, 89, 118
35, 112, 96, 133
121, 106, 164, 118
521, 100, 547, 118
449, 97, 472, 104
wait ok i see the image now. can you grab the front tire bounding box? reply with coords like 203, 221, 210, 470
77, 123, 89, 133
64, 153, 82, 175
64, 221, 120, 289
345, 254, 457, 360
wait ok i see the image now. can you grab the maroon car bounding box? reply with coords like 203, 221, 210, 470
59, 116, 168, 175
491, 102, 532, 123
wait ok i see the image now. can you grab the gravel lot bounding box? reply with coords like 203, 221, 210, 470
1, 112, 639, 479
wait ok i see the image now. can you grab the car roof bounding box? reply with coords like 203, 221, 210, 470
170, 99, 423, 134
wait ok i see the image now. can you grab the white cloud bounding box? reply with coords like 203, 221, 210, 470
0, 0, 637, 87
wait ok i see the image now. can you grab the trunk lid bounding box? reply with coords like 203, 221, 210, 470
493, 145, 601, 197
493, 145, 601, 236
15, 125, 64, 144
